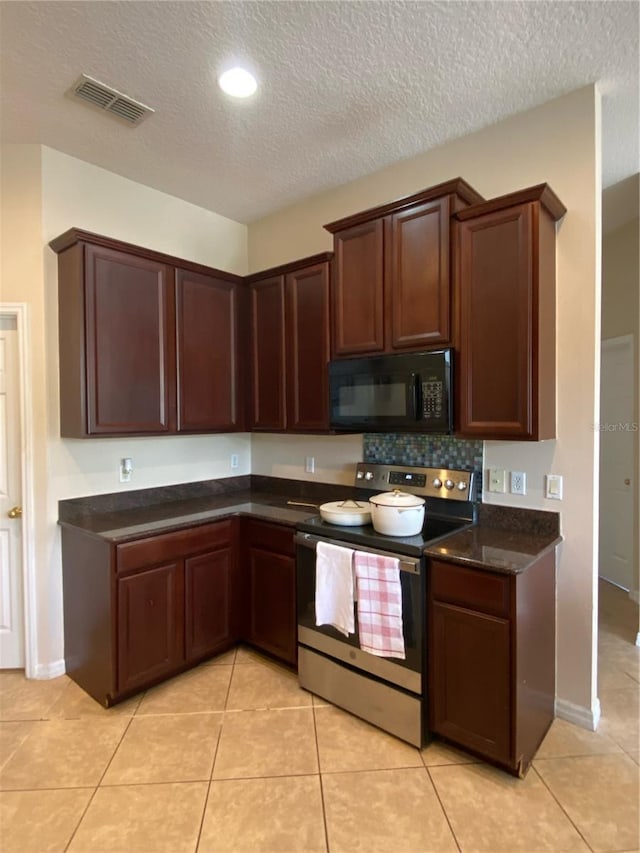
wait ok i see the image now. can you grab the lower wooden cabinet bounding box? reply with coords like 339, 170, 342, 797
185, 547, 235, 660
243, 519, 297, 666
428, 554, 555, 776
117, 561, 184, 694
431, 600, 511, 764
61, 518, 239, 706
61, 515, 298, 705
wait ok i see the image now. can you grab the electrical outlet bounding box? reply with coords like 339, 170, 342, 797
305, 456, 315, 474
488, 468, 506, 493
119, 457, 133, 483
230, 454, 239, 469
510, 471, 526, 495
545, 474, 563, 500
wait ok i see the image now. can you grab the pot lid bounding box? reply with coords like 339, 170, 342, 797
370, 490, 425, 508
319, 499, 371, 515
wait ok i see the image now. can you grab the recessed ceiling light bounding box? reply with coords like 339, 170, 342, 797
218, 67, 258, 98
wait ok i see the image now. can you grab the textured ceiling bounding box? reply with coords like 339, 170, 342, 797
1, 1, 638, 223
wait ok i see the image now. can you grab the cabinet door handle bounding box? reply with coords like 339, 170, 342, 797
148, 599, 155, 607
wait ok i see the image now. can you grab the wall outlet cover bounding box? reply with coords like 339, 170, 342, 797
510, 471, 526, 495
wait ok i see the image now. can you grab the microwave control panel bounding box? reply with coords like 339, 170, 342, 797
422, 379, 444, 419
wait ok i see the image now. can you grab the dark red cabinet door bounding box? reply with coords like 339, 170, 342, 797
244, 520, 296, 665
184, 546, 236, 661
250, 275, 287, 430
175, 269, 238, 431
457, 203, 534, 438
84, 245, 175, 434
285, 262, 330, 431
389, 198, 451, 350
117, 562, 184, 693
430, 600, 511, 764
332, 219, 385, 356
247, 547, 297, 665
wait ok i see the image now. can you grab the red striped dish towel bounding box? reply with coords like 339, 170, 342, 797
354, 551, 405, 659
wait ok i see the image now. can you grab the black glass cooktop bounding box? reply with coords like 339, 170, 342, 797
296, 514, 470, 557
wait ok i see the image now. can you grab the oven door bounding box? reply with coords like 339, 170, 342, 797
295, 532, 423, 695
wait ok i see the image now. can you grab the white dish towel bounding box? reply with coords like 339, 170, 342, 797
315, 541, 355, 637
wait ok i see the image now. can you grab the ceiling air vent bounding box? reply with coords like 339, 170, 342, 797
69, 74, 154, 126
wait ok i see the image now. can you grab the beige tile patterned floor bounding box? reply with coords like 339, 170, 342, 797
0, 580, 637, 852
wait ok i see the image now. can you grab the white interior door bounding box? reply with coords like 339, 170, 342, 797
599, 336, 635, 591
0, 316, 24, 668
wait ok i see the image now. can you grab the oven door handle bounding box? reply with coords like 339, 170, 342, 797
294, 532, 421, 575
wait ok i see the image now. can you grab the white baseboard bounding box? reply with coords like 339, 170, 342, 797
636, 632, 640, 648
555, 696, 601, 731
629, 589, 639, 605
32, 659, 66, 679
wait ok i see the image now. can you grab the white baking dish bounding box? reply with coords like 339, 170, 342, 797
319, 499, 372, 526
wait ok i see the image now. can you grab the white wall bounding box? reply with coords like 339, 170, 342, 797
249, 87, 602, 725
1, 144, 251, 673
252, 434, 363, 485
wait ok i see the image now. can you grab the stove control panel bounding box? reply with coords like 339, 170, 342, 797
355, 463, 475, 502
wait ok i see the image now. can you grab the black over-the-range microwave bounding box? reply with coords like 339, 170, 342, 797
328, 349, 453, 433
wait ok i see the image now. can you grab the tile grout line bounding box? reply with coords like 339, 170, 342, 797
529, 763, 596, 853
312, 702, 331, 853
194, 719, 225, 852
186, 647, 235, 849
63, 712, 137, 852
424, 765, 463, 853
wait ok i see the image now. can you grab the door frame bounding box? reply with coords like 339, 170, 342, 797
0, 303, 37, 677
599, 334, 637, 594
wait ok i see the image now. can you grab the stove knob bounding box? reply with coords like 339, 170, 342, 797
457, 481, 468, 491
432, 477, 442, 489
444, 479, 455, 490
356, 471, 364, 479
364, 471, 374, 481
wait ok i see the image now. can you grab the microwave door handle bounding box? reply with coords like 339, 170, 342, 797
411, 374, 421, 421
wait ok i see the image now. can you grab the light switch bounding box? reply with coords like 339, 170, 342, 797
488, 468, 506, 493
119, 457, 133, 483
545, 474, 563, 500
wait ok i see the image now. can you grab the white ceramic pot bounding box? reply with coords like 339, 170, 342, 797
369, 490, 425, 536
319, 499, 372, 526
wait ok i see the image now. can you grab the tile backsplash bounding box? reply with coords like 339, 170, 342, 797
363, 434, 483, 474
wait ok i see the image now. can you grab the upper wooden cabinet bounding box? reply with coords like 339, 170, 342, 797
50, 229, 245, 437
248, 254, 332, 433
249, 274, 287, 430
175, 268, 241, 432
325, 179, 484, 358
455, 185, 566, 440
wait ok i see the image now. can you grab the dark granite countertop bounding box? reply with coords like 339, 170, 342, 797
424, 526, 562, 574
59, 476, 562, 572
58, 492, 319, 542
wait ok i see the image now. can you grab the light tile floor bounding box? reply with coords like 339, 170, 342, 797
0, 583, 638, 853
